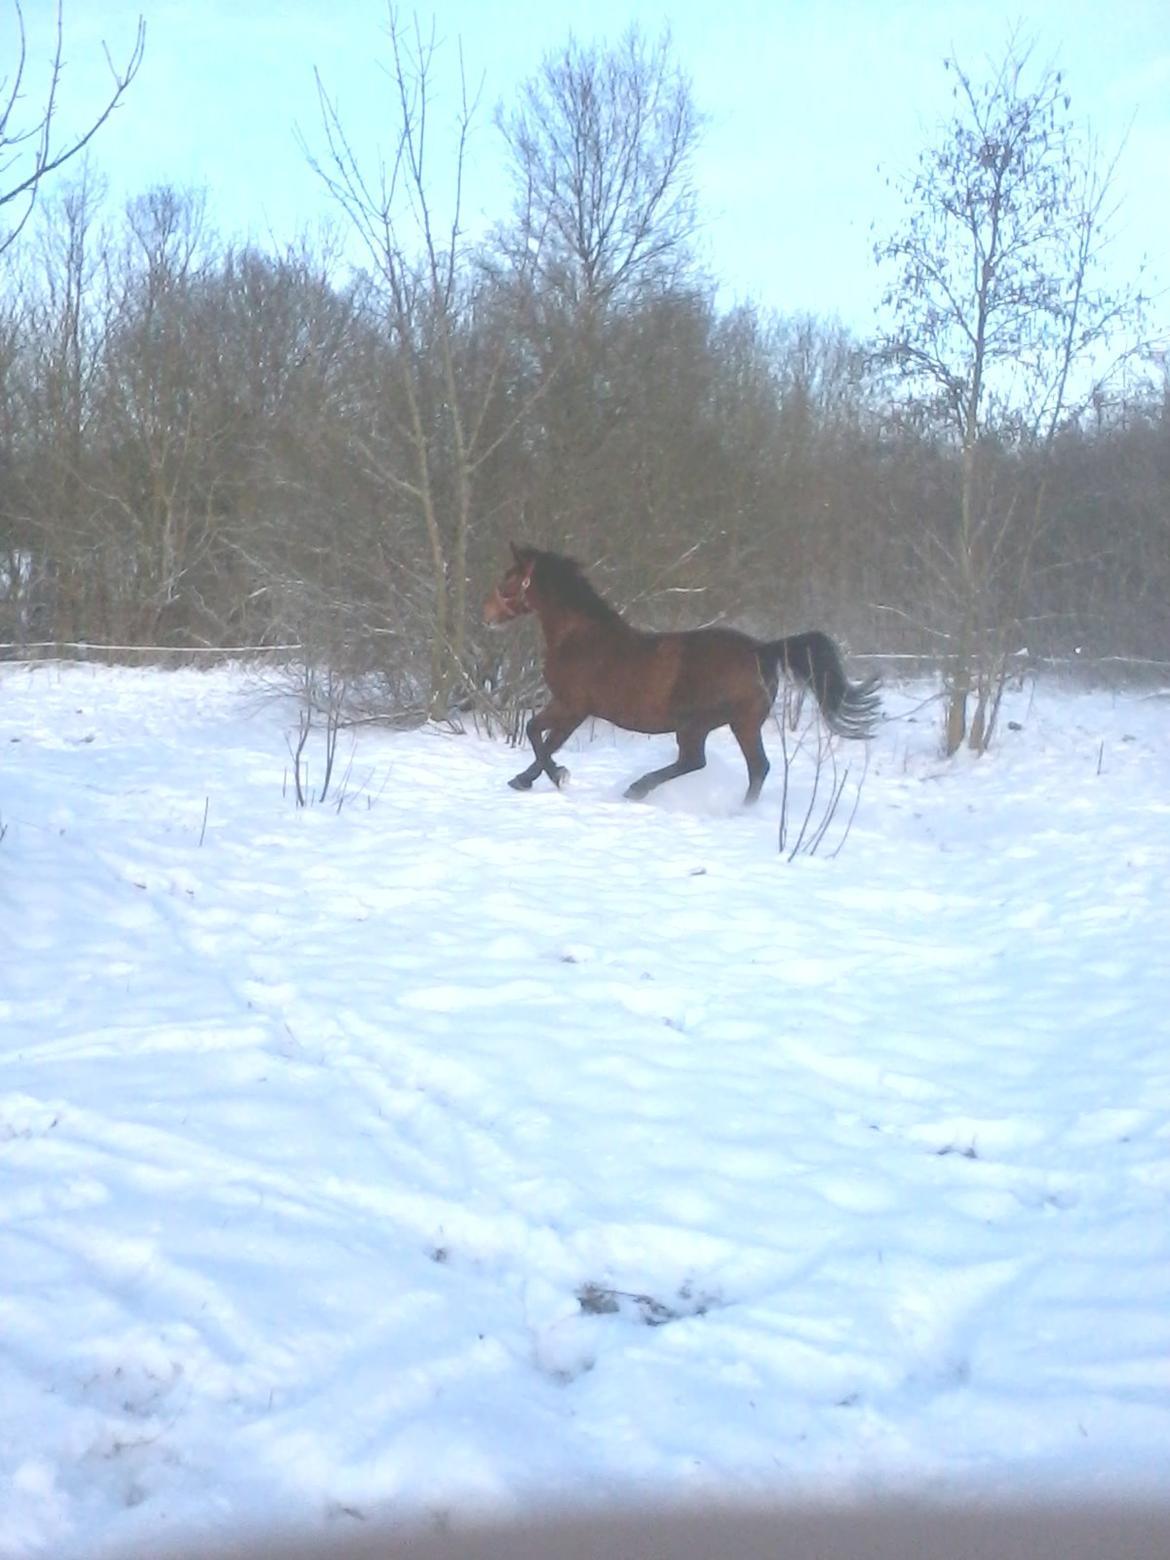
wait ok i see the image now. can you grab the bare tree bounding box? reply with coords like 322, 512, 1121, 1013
489, 27, 713, 668
876, 39, 1148, 753
303, 8, 540, 718
21, 168, 113, 640
92, 187, 224, 641
0, 0, 144, 257
498, 26, 701, 313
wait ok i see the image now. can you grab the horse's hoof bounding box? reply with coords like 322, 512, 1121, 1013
508, 774, 534, 791
552, 765, 569, 788
624, 783, 648, 802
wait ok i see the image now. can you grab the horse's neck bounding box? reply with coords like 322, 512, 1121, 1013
535, 599, 625, 652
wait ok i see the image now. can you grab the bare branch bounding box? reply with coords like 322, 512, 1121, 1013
1, 2, 145, 257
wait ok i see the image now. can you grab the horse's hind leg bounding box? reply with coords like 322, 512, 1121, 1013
509, 702, 582, 790
625, 723, 709, 801
731, 709, 770, 805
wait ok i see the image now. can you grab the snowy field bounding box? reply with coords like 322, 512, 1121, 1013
1, 660, 1169, 1558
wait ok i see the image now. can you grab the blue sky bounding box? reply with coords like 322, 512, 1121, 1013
17, 1, 1170, 332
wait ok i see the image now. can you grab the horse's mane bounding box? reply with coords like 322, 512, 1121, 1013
520, 547, 625, 625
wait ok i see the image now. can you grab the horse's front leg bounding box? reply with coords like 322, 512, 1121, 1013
509, 702, 581, 790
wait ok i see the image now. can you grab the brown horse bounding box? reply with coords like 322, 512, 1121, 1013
483, 544, 881, 804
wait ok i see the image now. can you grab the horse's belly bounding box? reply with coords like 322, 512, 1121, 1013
589, 675, 678, 735
608, 701, 675, 735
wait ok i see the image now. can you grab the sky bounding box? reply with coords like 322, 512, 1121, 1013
11, 1, 1170, 332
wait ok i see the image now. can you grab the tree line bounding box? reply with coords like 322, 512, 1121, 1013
1, 9, 1166, 751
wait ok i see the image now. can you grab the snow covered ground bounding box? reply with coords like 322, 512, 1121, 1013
1, 660, 1168, 1558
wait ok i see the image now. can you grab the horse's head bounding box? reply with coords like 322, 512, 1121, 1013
483, 544, 538, 625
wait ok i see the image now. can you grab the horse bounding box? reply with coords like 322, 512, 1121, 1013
483, 543, 881, 804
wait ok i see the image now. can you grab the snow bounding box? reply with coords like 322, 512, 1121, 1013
1, 661, 1168, 1558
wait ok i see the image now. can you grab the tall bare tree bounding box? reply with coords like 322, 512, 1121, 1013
876, 40, 1148, 753
304, 9, 538, 717
498, 26, 701, 313
491, 25, 709, 653
22, 168, 113, 638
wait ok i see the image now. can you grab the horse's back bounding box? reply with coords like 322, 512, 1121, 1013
545, 621, 765, 734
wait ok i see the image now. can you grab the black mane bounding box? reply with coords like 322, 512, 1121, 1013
519, 547, 625, 625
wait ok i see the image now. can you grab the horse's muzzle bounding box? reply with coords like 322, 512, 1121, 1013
482, 588, 513, 626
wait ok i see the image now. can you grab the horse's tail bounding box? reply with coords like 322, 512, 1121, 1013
761, 631, 882, 740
